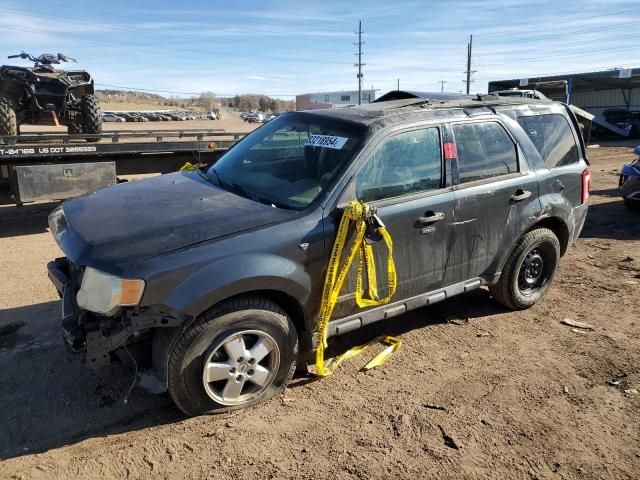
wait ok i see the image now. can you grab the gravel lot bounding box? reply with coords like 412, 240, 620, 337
0, 142, 638, 479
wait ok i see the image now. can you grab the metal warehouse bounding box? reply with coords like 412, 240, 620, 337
296, 89, 378, 110
488, 68, 640, 117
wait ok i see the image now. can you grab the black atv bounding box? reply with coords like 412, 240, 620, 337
0, 52, 102, 141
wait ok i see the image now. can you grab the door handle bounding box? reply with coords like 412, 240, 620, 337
510, 189, 532, 203
417, 211, 445, 225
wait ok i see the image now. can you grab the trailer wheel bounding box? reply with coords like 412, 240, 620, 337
79, 94, 102, 142
0, 100, 17, 139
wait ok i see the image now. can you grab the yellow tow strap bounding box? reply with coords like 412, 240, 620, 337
180, 161, 206, 172
315, 200, 401, 377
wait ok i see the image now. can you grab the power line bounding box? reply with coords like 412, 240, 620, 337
476, 7, 640, 38
95, 83, 297, 97
477, 45, 640, 67
479, 19, 640, 46
438, 80, 448, 92
354, 20, 365, 105
475, 33, 640, 57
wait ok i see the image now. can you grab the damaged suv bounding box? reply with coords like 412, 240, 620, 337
47, 92, 590, 416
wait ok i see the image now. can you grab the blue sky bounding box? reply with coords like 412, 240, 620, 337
1, 0, 639, 98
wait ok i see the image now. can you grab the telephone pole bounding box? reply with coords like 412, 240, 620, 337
354, 20, 365, 104
438, 80, 448, 92
463, 34, 476, 94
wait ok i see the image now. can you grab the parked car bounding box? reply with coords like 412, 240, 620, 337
619, 145, 640, 210
119, 113, 141, 122
47, 94, 590, 416
102, 113, 126, 123
245, 112, 264, 123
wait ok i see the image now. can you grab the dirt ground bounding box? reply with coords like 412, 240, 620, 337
0, 143, 638, 479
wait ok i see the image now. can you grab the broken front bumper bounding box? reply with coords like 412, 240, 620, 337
47, 257, 185, 369
48, 257, 88, 354
47, 257, 134, 368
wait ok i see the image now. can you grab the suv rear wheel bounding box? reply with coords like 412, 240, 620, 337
167, 296, 298, 416
491, 228, 560, 310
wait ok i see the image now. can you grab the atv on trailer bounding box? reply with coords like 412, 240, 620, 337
0, 52, 102, 142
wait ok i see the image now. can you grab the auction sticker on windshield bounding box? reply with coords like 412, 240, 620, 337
304, 135, 348, 150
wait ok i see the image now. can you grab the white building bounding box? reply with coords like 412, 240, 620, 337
296, 89, 378, 110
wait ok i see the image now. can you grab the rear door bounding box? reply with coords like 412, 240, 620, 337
444, 120, 541, 285
330, 125, 455, 319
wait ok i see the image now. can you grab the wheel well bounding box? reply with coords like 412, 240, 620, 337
528, 217, 570, 256
223, 290, 308, 336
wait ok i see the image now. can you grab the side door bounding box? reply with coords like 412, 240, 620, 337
443, 120, 541, 285
330, 125, 455, 319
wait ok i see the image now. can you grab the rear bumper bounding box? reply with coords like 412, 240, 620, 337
570, 202, 589, 245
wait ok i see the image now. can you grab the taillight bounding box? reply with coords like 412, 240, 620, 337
582, 169, 591, 204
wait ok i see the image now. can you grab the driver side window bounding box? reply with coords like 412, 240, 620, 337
355, 127, 442, 202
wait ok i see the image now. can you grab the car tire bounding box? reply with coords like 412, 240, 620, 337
0, 99, 17, 138
490, 228, 560, 310
167, 296, 298, 416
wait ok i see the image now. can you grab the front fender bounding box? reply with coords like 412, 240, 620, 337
164, 252, 312, 319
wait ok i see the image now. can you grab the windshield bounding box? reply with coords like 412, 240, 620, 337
209, 113, 366, 209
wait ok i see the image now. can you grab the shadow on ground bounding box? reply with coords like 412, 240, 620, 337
0, 301, 183, 460
0, 289, 506, 460
0, 202, 58, 238
580, 198, 640, 241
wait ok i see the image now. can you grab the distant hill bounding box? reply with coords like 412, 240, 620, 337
96, 89, 167, 103
96, 89, 203, 110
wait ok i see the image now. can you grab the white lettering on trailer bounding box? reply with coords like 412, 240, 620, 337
0, 146, 97, 156
304, 135, 348, 150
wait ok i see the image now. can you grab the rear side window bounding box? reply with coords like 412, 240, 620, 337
452, 122, 518, 183
517, 114, 579, 168
355, 127, 441, 202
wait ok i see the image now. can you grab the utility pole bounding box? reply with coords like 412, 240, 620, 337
463, 34, 476, 94
397, 78, 400, 90
438, 80, 448, 92
354, 20, 365, 105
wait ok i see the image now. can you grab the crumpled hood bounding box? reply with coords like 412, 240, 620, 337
59, 171, 297, 269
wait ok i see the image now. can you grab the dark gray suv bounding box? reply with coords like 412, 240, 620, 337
47, 93, 590, 415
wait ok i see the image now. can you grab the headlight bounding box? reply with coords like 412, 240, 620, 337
76, 267, 145, 315
48, 206, 68, 246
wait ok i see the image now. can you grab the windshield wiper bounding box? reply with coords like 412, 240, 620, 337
182, 162, 212, 183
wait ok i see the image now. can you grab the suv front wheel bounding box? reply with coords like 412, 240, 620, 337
491, 228, 560, 310
167, 296, 298, 416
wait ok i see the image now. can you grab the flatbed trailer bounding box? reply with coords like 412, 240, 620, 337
0, 129, 246, 204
